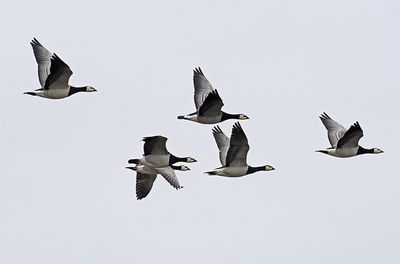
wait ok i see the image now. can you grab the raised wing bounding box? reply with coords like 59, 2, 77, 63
225, 122, 250, 167
319, 112, 347, 147
212, 125, 230, 166
193, 67, 215, 111
143, 136, 169, 155
155, 167, 182, 189
30, 38, 52, 88
337, 122, 364, 148
43, 54, 73, 90
136, 172, 157, 200
198, 89, 224, 116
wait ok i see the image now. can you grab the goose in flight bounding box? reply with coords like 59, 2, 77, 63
24, 38, 96, 99
317, 112, 383, 158
177, 67, 249, 124
128, 136, 197, 168
126, 164, 190, 200
206, 122, 274, 177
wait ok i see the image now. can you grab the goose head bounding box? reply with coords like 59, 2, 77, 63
372, 148, 384, 154
85, 86, 97, 92
175, 165, 191, 171
185, 157, 197, 163
264, 165, 275, 171
239, 114, 250, 120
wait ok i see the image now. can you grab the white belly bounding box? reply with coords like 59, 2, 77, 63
212, 166, 248, 177
329, 147, 359, 158
35, 88, 70, 99
186, 114, 222, 124
142, 155, 169, 168
45, 89, 70, 99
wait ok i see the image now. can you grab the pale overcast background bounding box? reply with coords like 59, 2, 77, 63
0, 0, 399, 263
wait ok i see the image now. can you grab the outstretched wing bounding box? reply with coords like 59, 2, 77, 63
212, 125, 230, 166
143, 136, 169, 155
30, 38, 53, 88
43, 53, 73, 90
225, 122, 249, 167
193, 67, 215, 111
155, 167, 182, 190
337, 122, 364, 148
198, 89, 224, 116
136, 172, 157, 200
319, 112, 347, 147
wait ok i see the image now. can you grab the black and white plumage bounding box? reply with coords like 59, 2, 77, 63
128, 136, 197, 168
317, 112, 384, 158
24, 38, 96, 99
206, 122, 274, 177
126, 164, 190, 200
177, 67, 249, 124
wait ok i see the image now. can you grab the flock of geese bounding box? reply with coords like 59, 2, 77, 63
25, 38, 384, 200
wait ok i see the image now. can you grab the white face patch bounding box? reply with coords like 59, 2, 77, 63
187, 157, 196, 163
180, 166, 190, 171
239, 114, 249, 120
265, 165, 275, 171
373, 148, 384, 154
86, 86, 97, 92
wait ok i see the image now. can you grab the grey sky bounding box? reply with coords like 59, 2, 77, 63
1, 0, 399, 263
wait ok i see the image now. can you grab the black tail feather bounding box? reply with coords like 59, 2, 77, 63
128, 159, 140, 164
24, 92, 37, 96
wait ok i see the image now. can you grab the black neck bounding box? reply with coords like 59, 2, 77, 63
169, 154, 187, 165
68, 86, 86, 96
246, 166, 265, 174
357, 146, 374, 155
171, 165, 185, 171
221, 112, 241, 122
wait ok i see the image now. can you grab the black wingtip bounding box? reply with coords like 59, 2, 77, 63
233, 121, 242, 130
142, 135, 167, 142
351, 121, 361, 130
31, 38, 39, 45
320, 112, 330, 120
177, 115, 185, 119
212, 125, 223, 134
316, 150, 329, 154
51, 53, 60, 60
193, 67, 203, 75
23, 92, 36, 96
212, 89, 219, 96
205, 171, 217, 175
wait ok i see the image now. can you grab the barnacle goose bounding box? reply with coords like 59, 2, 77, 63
128, 136, 197, 168
317, 112, 383, 158
177, 67, 249, 124
24, 38, 96, 99
206, 122, 274, 177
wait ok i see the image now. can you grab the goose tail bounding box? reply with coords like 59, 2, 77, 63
24, 92, 37, 96
128, 159, 140, 164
